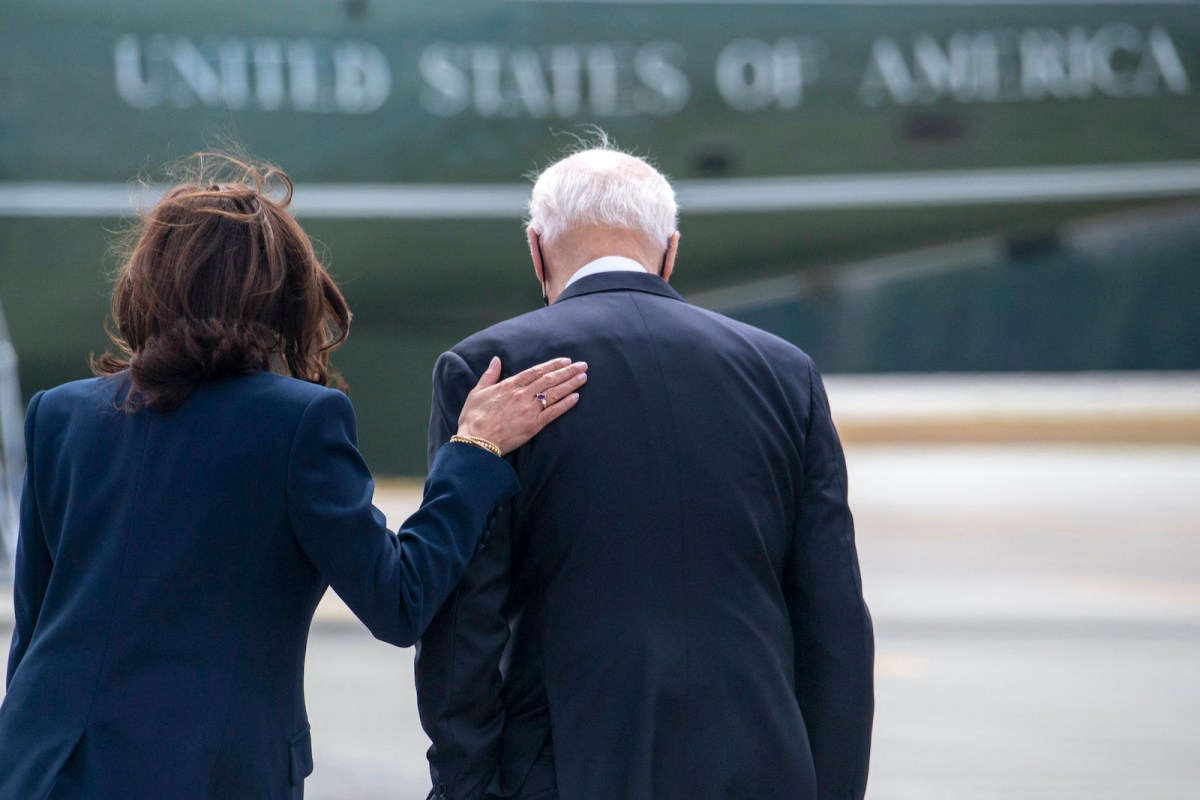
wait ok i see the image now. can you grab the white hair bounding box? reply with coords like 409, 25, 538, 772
527, 144, 678, 249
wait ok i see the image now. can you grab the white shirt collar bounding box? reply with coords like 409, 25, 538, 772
564, 256, 649, 289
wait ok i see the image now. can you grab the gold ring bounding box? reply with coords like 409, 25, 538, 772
535, 392, 548, 410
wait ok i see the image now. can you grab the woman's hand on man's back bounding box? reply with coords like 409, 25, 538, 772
456, 356, 588, 455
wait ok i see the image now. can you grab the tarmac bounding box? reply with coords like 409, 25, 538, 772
295, 442, 1200, 799
1, 376, 1198, 798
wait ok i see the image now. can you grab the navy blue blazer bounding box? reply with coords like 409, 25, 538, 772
0, 371, 518, 800
417, 272, 873, 800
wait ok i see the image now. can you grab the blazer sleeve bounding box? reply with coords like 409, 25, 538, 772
785, 362, 875, 800
7, 391, 50, 688
286, 388, 518, 648
416, 350, 513, 800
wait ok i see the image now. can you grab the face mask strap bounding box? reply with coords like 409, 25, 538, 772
537, 236, 550, 307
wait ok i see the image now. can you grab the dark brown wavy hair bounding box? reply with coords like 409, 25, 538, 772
93, 152, 351, 411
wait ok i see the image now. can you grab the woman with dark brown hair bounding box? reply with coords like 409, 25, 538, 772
0, 154, 586, 799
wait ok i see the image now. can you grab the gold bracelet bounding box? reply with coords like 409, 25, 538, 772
450, 434, 502, 458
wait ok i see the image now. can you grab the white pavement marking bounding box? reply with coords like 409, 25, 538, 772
824, 373, 1200, 443
825, 373, 1200, 420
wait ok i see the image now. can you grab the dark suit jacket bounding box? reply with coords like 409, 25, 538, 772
0, 371, 518, 800
417, 271, 873, 800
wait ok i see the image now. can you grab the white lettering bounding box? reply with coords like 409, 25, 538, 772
913, 33, 971, 101
1020, 28, 1092, 100
1148, 27, 1190, 94
969, 32, 1006, 102
548, 47, 583, 117
166, 37, 224, 108
471, 46, 505, 117
512, 50, 553, 118
772, 39, 804, 110
115, 29, 1189, 119
862, 25, 1191, 106
287, 42, 320, 112
417, 42, 685, 119
113, 35, 393, 114
717, 39, 777, 111
634, 43, 690, 114
860, 37, 917, 105
1091, 23, 1145, 96
333, 42, 391, 113
113, 35, 165, 109
252, 40, 286, 111
214, 39, 249, 109
716, 38, 812, 112
586, 46, 620, 116
419, 45, 471, 116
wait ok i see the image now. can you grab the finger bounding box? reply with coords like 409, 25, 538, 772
531, 361, 588, 394
538, 370, 587, 405
512, 357, 572, 388
472, 356, 502, 391
537, 392, 580, 423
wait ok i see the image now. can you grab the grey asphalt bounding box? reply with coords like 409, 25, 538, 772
3, 444, 1198, 798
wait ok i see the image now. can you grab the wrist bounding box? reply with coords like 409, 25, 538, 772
450, 434, 502, 457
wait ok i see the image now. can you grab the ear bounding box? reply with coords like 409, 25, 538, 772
661, 232, 680, 282
527, 227, 545, 283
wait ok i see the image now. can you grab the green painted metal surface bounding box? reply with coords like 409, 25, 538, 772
2, 1, 1199, 471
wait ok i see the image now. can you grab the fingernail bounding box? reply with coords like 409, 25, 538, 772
490, 356, 500, 369
576, 361, 587, 369
576, 373, 587, 382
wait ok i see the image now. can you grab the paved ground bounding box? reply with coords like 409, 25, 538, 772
3, 443, 1198, 798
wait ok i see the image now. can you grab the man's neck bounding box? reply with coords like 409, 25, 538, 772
563, 255, 650, 290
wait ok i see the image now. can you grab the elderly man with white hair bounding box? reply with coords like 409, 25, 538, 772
416, 142, 874, 800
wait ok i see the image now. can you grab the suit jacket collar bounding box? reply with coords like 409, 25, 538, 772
553, 270, 685, 305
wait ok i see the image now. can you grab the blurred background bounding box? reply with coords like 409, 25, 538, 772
1, 1, 1197, 797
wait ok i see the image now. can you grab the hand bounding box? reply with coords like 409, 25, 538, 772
456, 356, 588, 455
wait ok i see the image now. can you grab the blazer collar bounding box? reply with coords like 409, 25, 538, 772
553, 270, 685, 305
